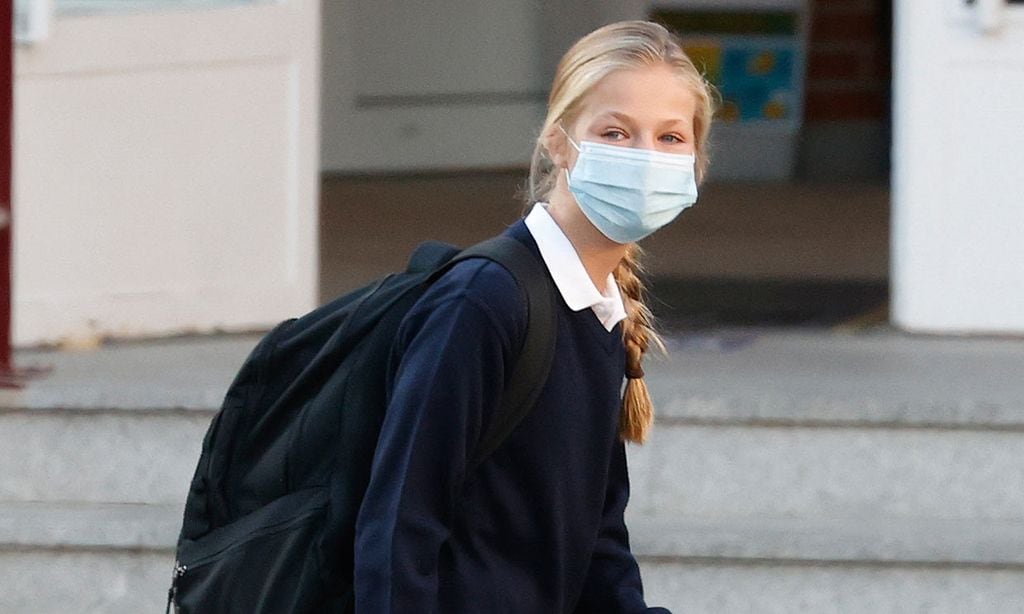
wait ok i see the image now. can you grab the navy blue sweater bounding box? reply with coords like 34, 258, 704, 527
354, 222, 668, 613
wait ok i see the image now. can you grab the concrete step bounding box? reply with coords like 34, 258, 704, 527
627, 424, 1024, 521
630, 514, 1024, 614
626, 329, 1024, 522
649, 330, 1024, 429
639, 557, 1024, 613
5, 501, 1024, 614
626, 514, 1024, 567
0, 406, 212, 504
0, 335, 249, 505
5, 331, 1024, 523
0, 501, 179, 614
8, 400, 1024, 519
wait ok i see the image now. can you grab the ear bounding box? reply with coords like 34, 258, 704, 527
541, 123, 571, 171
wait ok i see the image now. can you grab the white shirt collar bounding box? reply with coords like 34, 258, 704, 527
523, 203, 628, 332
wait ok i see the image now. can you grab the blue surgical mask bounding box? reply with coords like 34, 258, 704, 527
562, 128, 698, 244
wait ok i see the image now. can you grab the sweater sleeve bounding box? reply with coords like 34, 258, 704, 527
353, 264, 523, 614
574, 441, 673, 614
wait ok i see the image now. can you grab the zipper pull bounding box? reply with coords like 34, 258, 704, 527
166, 561, 187, 614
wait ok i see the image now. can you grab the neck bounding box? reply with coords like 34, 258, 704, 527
545, 186, 630, 293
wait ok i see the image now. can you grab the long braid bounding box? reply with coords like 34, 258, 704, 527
526, 21, 716, 443
613, 245, 665, 444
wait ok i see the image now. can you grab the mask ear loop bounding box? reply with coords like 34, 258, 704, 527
558, 124, 582, 152
558, 124, 581, 188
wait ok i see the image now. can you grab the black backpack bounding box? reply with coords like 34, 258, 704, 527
168, 236, 556, 614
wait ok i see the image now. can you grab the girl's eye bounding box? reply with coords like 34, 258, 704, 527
660, 134, 686, 144
601, 129, 627, 141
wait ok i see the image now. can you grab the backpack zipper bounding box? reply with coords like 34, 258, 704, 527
165, 561, 187, 614
166, 490, 328, 612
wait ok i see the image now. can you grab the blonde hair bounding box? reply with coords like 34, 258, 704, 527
528, 21, 716, 444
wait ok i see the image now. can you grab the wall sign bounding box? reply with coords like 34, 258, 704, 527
652, 8, 805, 126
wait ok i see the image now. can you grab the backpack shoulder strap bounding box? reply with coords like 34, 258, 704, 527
436, 235, 558, 470
406, 240, 461, 273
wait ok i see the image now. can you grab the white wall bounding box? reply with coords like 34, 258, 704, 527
892, 0, 1024, 334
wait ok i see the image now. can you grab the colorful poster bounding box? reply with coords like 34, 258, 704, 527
721, 43, 796, 122
654, 9, 803, 124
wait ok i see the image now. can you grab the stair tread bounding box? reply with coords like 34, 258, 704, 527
5, 501, 1024, 567
627, 512, 1024, 566
0, 501, 181, 550
650, 331, 1024, 428
2, 335, 258, 413
7, 331, 1023, 428
6, 332, 1024, 429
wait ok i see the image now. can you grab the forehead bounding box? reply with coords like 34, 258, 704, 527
579, 63, 697, 126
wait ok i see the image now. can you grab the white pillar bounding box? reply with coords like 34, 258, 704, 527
892, 0, 1024, 334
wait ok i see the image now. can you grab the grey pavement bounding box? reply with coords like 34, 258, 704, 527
649, 327, 1024, 427
0, 333, 257, 412
3, 326, 1021, 419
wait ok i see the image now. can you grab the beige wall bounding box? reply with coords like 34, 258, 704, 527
14, 1, 322, 347
319, 0, 645, 174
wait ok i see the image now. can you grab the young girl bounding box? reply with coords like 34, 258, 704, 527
354, 20, 714, 613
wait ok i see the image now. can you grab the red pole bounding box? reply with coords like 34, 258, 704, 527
0, 0, 13, 376
0, 1, 49, 387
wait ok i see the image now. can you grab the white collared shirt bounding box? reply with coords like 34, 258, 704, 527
523, 203, 628, 332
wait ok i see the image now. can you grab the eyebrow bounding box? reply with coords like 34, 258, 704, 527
595, 111, 691, 129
